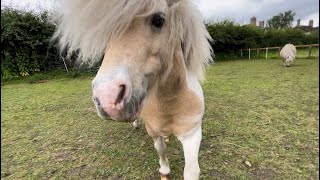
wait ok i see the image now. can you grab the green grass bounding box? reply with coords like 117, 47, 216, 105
1, 69, 96, 84
1, 58, 319, 179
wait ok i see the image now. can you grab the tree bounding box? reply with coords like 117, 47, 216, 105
267, 10, 296, 29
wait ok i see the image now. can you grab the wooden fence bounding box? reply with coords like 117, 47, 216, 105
240, 44, 319, 59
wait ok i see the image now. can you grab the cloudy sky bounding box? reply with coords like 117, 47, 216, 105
2, 0, 319, 27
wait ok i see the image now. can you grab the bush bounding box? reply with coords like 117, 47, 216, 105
1, 7, 61, 78
206, 20, 264, 55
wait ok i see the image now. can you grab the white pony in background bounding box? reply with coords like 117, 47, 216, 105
280, 44, 297, 67
53, 0, 213, 179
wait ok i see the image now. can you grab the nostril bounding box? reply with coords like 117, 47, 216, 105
115, 85, 126, 104
94, 97, 101, 106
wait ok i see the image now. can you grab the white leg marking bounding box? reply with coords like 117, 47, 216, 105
132, 119, 139, 129
178, 126, 202, 180
154, 137, 170, 175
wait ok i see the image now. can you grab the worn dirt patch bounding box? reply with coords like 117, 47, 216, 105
208, 169, 231, 179
83, 107, 96, 113
29, 80, 49, 84
250, 168, 277, 180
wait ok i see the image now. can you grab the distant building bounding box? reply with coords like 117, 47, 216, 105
297, 19, 301, 27
259, 21, 265, 29
250, 16, 264, 29
295, 19, 318, 32
250, 16, 257, 26
249, 16, 319, 31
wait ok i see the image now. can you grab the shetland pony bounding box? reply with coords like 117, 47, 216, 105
53, 0, 213, 179
280, 44, 297, 67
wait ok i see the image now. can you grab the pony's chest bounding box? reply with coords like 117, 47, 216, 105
141, 86, 204, 136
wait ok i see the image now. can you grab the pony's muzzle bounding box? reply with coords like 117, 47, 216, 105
93, 97, 111, 118
92, 80, 136, 121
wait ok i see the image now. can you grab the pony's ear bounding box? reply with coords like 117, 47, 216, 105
166, 0, 181, 7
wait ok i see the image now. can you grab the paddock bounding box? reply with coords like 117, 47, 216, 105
1, 58, 319, 179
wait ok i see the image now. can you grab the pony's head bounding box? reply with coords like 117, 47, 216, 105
53, 0, 212, 122
284, 56, 294, 67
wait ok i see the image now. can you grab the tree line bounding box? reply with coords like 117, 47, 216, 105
206, 20, 318, 60
1, 8, 319, 78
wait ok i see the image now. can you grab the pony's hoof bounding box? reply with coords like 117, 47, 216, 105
132, 119, 139, 129
163, 136, 169, 143
160, 173, 170, 180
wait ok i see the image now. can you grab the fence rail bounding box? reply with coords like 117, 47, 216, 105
240, 44, 319, 59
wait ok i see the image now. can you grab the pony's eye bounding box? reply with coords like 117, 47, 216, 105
151, 13, 165, 29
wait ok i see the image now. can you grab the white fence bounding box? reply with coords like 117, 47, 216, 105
240, 44, 319, 59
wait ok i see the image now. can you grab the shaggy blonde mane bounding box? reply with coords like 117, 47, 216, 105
53, 0, 212, 80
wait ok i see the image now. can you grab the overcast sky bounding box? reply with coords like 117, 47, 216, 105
2, 0, 319, 27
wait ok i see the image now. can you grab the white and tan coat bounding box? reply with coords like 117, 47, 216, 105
53, 0, 213, 179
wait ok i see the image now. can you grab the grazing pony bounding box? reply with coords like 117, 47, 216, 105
280, 43, 297, 67
53, 0, 213, 179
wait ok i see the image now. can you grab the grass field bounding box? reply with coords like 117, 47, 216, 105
1, 58, 319, 179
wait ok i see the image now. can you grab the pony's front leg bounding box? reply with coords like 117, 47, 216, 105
178, 126, 202, 180
154, 136, 171, 180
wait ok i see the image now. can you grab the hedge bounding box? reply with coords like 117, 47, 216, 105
207, 20, 319, 60
1, 9, 319, 78
1, 7, 62, 79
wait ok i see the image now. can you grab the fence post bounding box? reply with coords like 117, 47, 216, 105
308, 45, 312, 58
249, 48, 251, 59
61, 56, 69, 72
241, 49, 243, 58
257, 49, 259, 59
266, 48, 268, 59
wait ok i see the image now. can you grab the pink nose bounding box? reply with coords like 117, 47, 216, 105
92, 82, 129, 118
